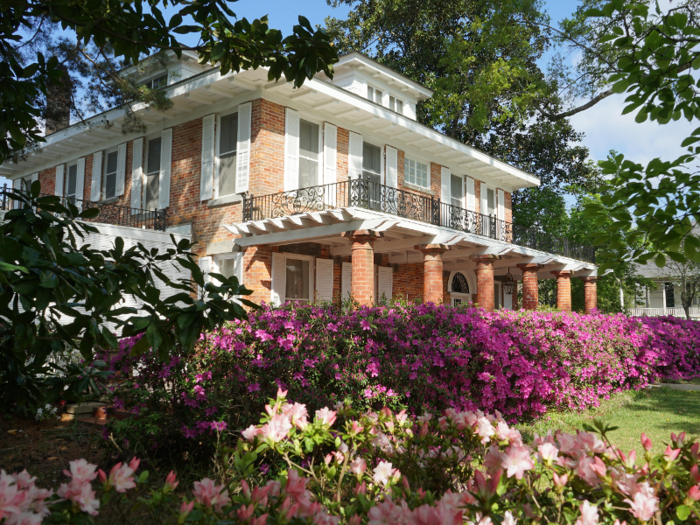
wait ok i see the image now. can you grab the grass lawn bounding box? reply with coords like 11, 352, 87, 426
517, 387, 700, 459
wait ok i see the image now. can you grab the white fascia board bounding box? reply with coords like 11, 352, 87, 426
298, 78, 540, 190
80, 221, 191, 244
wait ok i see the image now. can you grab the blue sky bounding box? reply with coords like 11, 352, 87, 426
4, 0, 692, 188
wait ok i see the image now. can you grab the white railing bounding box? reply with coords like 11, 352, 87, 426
628, 307, 700, 318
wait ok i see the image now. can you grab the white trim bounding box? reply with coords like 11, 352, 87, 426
236, 102, 252, 193
201, 113, 216, 201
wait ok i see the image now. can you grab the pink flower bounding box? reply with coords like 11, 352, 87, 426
476, 417, 495, 444
315, 408, 337, 427
260, 414, 292, 443
624, 491, 659, 522
108, 463, 136, 493
193, 478, 230, 511
58, 480, 100, 516
640, 433, 653, 451
553, 473, 568, 489
372, 461, 399, 486
688, 485, 700, 502
500, 446, 534, 480
537, 443, 559, 463
503, 511, 517, 525
8, 512, 42, 525
283, 403, 309, 429
664, 445, 680, 462
349, 458, 367, 478
165, 471, 178, 491
575, 500, 598, 525
63, 459, 98, 484
242, 425, 262, 441
179, 500, 194, 517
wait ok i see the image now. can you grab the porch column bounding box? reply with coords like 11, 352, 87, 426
342, 229, 383, 306
470, 255, 500, 312
579, 276, 598, 314
517, 263, 543, 311
551, 270, 573, 312
415, 244, 449, 304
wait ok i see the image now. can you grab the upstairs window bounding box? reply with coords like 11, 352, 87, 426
451, 174, 463, 208
362, 142, 382, 210
145, 137, 161, 210
65, 162, 78, 204
103, 150, 119, 200
142, 73, 168, 90
367, 85, 383, 105
219, 112, 238, 197
405, 158, 428, 188
389, 95, 404, 114
299, 119, 320, 188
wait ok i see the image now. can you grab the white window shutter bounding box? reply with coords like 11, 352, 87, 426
234, 252, 243, 285
200, 114, 215, 201
158, 128, 172, 209
377, 266, 393, 302
198, 256, 212, 297
75, 157, 85, 203
441, 166, 451, 203
30, 172, 38, 185
91, 151, 103, 202
315, 258, 334, 302
348, 132, 363, 180
55, 165, 64, 197
116, 142, 127, 196
271, 252, 287, 306
385, 146, 398, 188
131, 139, 143, 212
323, 123, 337, 185
497, 189, 505, 220
466, 177, 475, 211
480, 182, 488, 215
341, 262, 352, 300
284, 108, 300, 191
237, 102, 252, 193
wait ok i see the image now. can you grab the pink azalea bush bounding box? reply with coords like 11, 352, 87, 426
101, 304, 700, 458
5, 390, 700, 524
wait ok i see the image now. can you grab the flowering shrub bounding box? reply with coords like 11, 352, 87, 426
101, 304, 700, 459
6, 391, 700, 524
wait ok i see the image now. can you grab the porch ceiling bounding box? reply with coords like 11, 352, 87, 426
225, 207, 597, 277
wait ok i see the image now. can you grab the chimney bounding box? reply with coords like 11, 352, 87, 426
44, 65, 72, 135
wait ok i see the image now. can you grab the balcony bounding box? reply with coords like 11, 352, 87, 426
242, 179, 596, 264
1, 185, 167, 232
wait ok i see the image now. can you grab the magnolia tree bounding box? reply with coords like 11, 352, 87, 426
0, 184, 254, 413
3, 390, 700, 524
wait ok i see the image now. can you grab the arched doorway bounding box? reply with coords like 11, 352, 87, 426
449, 271, 471, 306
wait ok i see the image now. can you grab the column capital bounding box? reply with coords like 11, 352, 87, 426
517, 263, 544, 272
551, 270, 574, 278
415, 243, 449, 254
342, 229, 384, 242
579, 276, 598, 283
470, 254, 501, 262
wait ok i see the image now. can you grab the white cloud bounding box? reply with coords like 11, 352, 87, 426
569, 93, 697, 166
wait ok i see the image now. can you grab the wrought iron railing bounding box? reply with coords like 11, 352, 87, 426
1, 184, 167, 231
243, 179, 596, 263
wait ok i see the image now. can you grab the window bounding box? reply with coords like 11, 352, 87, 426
362, 142, 382, 210
665, 282, 675, 308
103, 150, 119, 200
285, 258, 311, 303
367, 85, 383, 105
451, 272, 470, 294
405, 158, 428, 188
219, 112, 238, 197
451, 174, 463, 208
487, 188, 496, 215
213, 254, 241, 283
299, 120, 320, 188
142, 73, 168, 90
145, 137, 161, 210
389, 95, 403, 114
65, 162, 78, 204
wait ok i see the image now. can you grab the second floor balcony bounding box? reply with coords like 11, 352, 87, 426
242, 179, 596, 264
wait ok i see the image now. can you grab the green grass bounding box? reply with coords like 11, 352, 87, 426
517, 388, 700, 459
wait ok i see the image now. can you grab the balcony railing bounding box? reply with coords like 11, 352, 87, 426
1, 185, 167, 232
243, 179, 596, 264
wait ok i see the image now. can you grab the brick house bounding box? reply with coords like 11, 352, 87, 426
1, 51, 598, 312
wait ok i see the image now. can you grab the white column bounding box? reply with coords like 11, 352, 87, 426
662, 282, 667, 316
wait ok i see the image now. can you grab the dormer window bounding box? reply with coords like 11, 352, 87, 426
367, 85, 383, 105
142, 73, 168, 89
389, 95, 403, 114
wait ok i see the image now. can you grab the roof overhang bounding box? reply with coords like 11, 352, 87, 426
1, 66, 540, 193
224, 207, 597, 276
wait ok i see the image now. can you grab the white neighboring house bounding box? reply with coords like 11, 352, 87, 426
629, 226, 700, 319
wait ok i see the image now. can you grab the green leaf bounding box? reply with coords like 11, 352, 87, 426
0, 261, 29, 274
677, 505, 691, 521
655, 254, 666, 268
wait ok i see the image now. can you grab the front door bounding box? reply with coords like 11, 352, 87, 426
494, 282, 501, 309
